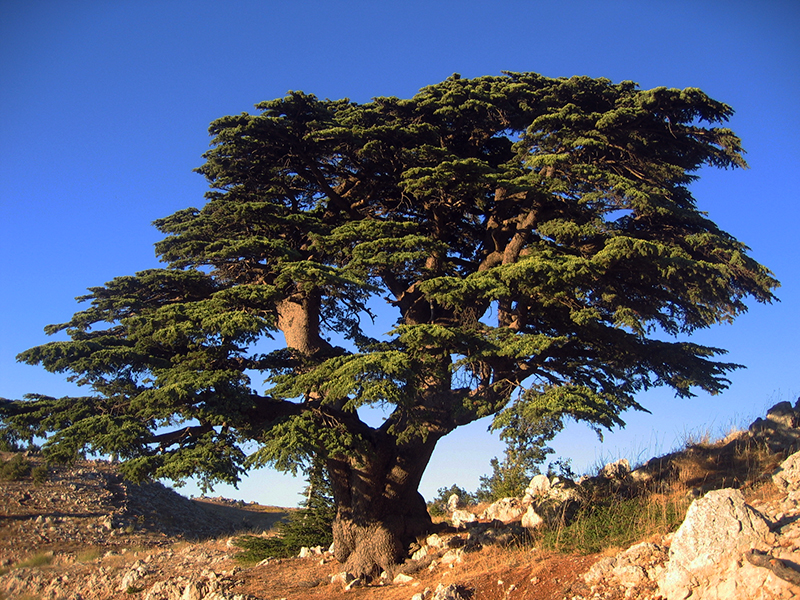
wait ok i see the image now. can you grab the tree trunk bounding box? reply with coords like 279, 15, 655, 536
275, 288, 444, 579
326, 432, 440, 580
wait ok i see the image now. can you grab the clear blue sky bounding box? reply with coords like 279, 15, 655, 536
1, 0, 798, 506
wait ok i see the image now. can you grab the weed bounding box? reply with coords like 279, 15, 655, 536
538, 493, 690, 555
16, 552, 55, 569
678, 426, 715, 449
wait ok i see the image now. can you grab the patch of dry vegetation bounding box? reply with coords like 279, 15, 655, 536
530, 430, 787, 558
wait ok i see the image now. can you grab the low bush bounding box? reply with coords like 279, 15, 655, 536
234, 461, 334, 563
232, 535, 294, 562
0, 454, 32, 480
427, 484, 478, 517
31, 465, 48, 484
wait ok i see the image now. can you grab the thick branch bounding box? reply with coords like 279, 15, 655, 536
276, 290, 333, 356
148, 424, 213, 448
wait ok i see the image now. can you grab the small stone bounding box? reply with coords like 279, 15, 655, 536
331, 571, 356, 587
344, 577, 362, 590
426, 533, 443, 548
440, 549, 463, 565
393, 572, 414, 584
412, 546, 428, 561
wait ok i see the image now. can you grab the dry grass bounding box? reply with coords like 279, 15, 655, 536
528, 427, 788, 557
215, 429, 795, 599
14, 552, 55, 570
671, 435, 781, 493
75, 547, 104, 563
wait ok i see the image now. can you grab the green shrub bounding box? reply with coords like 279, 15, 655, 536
0, 432, 22, 452
0, 455, 32, 480
31, 465, 49, 485
427, 484, 477, 517
476, 456, 537, 502
232, 534, 294, 561
234, 460, 335, 563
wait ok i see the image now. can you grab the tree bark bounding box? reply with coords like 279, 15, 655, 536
276, 290, 329, 356
326, 432, 440, 580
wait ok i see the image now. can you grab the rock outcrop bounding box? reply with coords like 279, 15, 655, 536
577, 447, 800, 600
657, 488, 774, 599
584, 541, 668, 591
750, 400, 800, 452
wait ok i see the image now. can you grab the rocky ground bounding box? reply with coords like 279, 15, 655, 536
0, 454, 286, 564
5, 400, 800, 599
0, 452, 597, 600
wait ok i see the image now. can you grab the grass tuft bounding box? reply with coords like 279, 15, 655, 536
76, 548, 103, 563
537, 493, 689, 554
15, 552, 55, 569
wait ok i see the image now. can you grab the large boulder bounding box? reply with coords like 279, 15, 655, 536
520, 475, 582, 530
657, 488, 775, 600
584, 542, 668, 590
523, 474, 551, 501
600, 458, 631, 480
479, 497, 525, 523
450, 509, 478, 528
521, 504, 544, 529
750, 400, 800, 452
773, 449, 800, 493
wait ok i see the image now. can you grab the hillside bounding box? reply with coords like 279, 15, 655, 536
2, 400, 800, 599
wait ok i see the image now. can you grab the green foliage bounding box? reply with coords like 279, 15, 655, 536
0, 429, 22, 452
31, 465, 49, 485
546, 458, 576, 480
427, 484, 478, 517
0, 73, 778, 525
539, 494, 689, 555
476, 455, 576, 503
0, 454, 32, 481
277, 461, 335, 551
234, 461, 335, 563
477, 453, 539, 502
232, 534, 292, 562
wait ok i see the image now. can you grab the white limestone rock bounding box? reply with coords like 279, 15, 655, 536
657, 488, 771, 600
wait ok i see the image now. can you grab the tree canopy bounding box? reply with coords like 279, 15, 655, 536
0, 72, 778, 576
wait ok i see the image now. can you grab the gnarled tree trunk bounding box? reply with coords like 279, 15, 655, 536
326, 432, 441, 580
276, 289, 444, 579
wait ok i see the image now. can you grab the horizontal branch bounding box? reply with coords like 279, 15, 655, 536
147, 424, 213, 447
